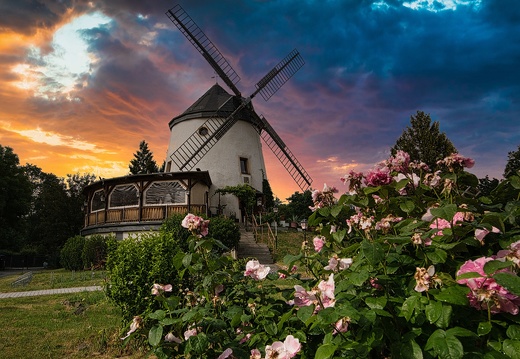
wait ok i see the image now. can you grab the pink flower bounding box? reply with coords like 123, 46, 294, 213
164, 332, 182, 343
181, 213, 209, 237
293, 285, 317, 307
333, 317, 350, 335
457, 257, 520, 314
497, 240, 520, 267
218, 348, 234, 359
475, 227, 501, 244
364, 167, 393, 187
244, 260, 270, 280
370, 277, 383, 290
318, 273, 336, 300
265, 335, 301, 359
324, 255, 353, 272
429, 211, 464, 236
121, 316, 142, 340
388, 150, 410, 173
414, 265, 440, 292
184, 327, 199, 340
250, 349, 262, 359
151, 283, 173, 296
437, 153, 475, 172
313, 236, 325, 252
340, 170, 364, 194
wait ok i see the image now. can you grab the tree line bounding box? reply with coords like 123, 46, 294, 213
1, 111, 519, 266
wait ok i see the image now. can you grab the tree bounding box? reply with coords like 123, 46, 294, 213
285, 190, 313, 222
0, 145, 32, 252
129, 140, 159, 174
504, 144, 520, 178
478, 175, 500, 197
65, 173, 96, 235
391, 111, 457, 171
262, 178, 275, 211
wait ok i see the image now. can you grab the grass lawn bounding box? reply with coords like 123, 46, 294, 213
0, 268, 107, 293
0, 290, 149, 358
255, 229, 307, 263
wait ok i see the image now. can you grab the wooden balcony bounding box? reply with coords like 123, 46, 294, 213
84, 204, 206, 228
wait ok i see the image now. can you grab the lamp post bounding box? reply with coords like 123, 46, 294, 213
273, 207, 278, 249
300, 219, 308, 244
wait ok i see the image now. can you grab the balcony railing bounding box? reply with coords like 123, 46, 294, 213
85, 204, 206, 228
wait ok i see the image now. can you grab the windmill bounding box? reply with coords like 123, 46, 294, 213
164, 4, 312, 216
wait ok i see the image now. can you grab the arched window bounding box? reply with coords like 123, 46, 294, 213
110, 185, 139, 208
145, 181, 187, 205
91, 190, 105, 211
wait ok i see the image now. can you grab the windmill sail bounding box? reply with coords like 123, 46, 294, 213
166, 4, 241, 96
166, 4, 312, 191
256, 114, 312, 191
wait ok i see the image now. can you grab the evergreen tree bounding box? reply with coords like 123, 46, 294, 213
0, 145, 32, 252
391, 111, 457, 171
504, 144, 520, 178
129, 140, 159, 174
262, 178, 275, 210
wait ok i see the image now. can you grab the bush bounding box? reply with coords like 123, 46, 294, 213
126, 152, 520, 359
81, 234, 117, 269
160, 213, 191, 252
207, 216, 240, 252
60, 235, 85, 270
105, 231, 188, 320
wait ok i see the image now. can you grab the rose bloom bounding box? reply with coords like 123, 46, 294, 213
364, 167, 393, 187
313, 236, 325, 252
265, 335, 301, 359
457, 257, 520, 314
244, 259, 270, 280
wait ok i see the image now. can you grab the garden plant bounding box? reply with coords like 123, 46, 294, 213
121, 151, 520, 358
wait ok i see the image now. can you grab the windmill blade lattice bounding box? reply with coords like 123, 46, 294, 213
256, 114, 312, 191
254, 49, 305, 102
166, 4, 241, 96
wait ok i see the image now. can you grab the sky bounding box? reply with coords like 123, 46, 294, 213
1, 0, 519, 201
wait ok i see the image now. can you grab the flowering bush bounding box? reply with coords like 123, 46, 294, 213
123, 153, 520, 358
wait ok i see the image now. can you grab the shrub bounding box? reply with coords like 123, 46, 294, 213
207, 216, 240, 252
124, 152, 520, 359
160, 213, 191, 252
105, 231, 189, 320
60, 235, 85, 270
81, 234, 116, 269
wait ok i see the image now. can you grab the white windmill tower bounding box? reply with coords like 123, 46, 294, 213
164, 4, 312, 220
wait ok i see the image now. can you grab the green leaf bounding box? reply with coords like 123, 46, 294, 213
148, 325, 163, 347
507, 325, 520, 340
264, 321, 278, 335
446, 327, 477, 338
182, 253, 192, 267
478, 321, 492, 336
361, 240, 385, 266
430, 204, 458, 222
330, 204, 343, 218
503, 339, 520, 359
365, 296, 387, 310
315, 343, 337, 359
481, 213, 506, 233
297, 305, 315, 324
511, 176, 520, 189
494, 272, 520, 296
401, 339, 424, 359
432, 286, 469, 306
456, 271, 482, 281
332, 229, 347, 243
348, 269, 370, 286
148, 310, 166, 320
400, 200, 416, 213
426, 301, 443, 324
364, 186, 381, 195
425, 329, 464, 359
435, 304, 453, 329
400, 295, 421, 321
426, 248, 447, 264
484, 260, 514, 275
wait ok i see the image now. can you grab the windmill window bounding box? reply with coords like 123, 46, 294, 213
240, 157, 249, 174
198, 126, 209, 136
166, 161, 172, 172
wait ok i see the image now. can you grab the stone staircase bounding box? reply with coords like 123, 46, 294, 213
237, 227, 277, 271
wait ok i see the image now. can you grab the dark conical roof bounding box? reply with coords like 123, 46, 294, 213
169, 83, 255, 128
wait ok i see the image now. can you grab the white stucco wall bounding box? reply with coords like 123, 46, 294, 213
166, 118, 267, 220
